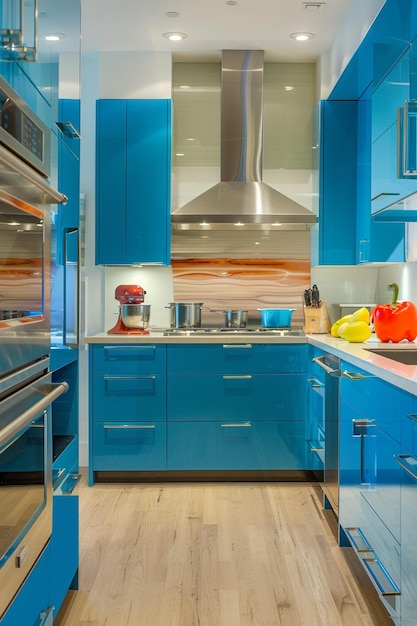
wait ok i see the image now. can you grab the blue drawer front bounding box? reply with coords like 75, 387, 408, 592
340, 362, 402, 442
167, 343, 307, 374
93, 422, 166, 470
91, 344, 166, 373
168, 373, 305, 421
92, 374, 166, 422
167, 420, 305, 470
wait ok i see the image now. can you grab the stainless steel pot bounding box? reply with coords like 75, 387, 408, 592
166, 302, 204, 328
211, 309, 248, 328
120, 304, 151, 329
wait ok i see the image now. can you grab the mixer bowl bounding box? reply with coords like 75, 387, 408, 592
120, 304, 151, 329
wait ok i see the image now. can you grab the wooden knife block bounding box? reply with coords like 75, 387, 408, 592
303, 302, 331, 334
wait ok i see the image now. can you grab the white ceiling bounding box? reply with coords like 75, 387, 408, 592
79, 0, 353, 63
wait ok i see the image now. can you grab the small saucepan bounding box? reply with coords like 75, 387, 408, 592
210, 309, 248, 329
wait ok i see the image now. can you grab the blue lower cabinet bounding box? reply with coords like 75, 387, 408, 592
398, 450, 417, 626
93, 422, 167, 471
0, 546, 51, 626
168, 373, 305, 422
339, 388, 402, 622
50, 495, 79, 616
167, 420, 305, 470
92, 344, 166, 374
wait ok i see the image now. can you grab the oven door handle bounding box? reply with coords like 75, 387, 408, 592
0, 381, 68, 448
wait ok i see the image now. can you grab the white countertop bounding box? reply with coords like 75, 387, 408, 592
85, 331, 417, 395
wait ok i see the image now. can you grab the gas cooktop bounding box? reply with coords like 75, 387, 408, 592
163, 328, 305, 336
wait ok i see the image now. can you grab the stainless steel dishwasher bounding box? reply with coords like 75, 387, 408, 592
312, 353, 341, 516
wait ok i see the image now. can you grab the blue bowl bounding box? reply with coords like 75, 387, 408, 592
258, 308, 295, 328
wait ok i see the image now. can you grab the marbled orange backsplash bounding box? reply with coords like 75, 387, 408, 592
172, 258, 311, 328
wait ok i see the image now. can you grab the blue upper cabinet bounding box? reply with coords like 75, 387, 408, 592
95, 99, 171, 266
370, 45, 417, 219
315, 100, 358, 265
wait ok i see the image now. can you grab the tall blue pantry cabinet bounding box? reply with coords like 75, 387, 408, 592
95, 99, 172, 266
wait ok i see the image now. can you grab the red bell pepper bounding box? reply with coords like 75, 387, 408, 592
372, 283, 417, 343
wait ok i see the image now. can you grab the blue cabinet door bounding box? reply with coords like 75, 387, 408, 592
167, 420, 305, 470
96, 99, 171, 265
0, 546, 50, 626
371, 45, 417, 218
49, 495, 79, 617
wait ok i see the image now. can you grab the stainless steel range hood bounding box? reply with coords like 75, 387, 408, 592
171, 50, 317, 232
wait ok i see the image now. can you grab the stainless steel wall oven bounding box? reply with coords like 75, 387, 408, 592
0, 77, 67, 619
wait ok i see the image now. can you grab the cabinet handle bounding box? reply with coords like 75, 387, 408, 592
103, 424, 156, 429
344, 527, 400, 596
352, 418, 375, 436
220, 422, 252, 428
222, 344, 252, 349
398, 100, 417, 177
341, 370, 370, 380
222, 375, 252, 380
393, 453, 417, 480
406, 413, 417, 424
307, 377, 324, 389
312, 355, 339, 375
104, 376, 156, 381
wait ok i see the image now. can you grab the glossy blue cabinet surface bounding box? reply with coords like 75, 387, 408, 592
339, 361, 402, 621
89, 344, 168, 482
0, 546, 50, 626
57, 99, 80, 229
371, 47, 417, 217
95, 99, 171, 265
167, 343, 307, 373
167, 343, 307, 471
50, 495, 79, 616
305, 346, 325, 471
89, 342, 308, 479
167, 420, 305, 471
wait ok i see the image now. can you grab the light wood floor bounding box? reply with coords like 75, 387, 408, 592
55, 474, 392, 626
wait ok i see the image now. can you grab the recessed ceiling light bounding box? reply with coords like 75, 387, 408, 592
226, 0, 238, 5
165, 11, 180, 17
162, 32, 188, 41
290, 32, 315, 41
284, 85, 294, 91
45, 33, 64, 41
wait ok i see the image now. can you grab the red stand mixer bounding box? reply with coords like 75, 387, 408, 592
107, 285, 150, 334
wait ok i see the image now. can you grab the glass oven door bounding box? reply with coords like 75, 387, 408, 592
0, 370, 68, 618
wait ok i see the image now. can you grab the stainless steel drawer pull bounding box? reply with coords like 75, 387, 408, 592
342, 370, 369, 380
103, 424, 156, 429
312, 355, 339, 375
393, 453, 417, 480
363, 558, 401, 596
352, 418, 375, 436
307, 377, 324, 389
222, 375, 252, 380
104, 376, 156, 381
344, 527, 400, 596
222, 344, 252, 349
406, 413, 417, 424
221, 422, 252, 428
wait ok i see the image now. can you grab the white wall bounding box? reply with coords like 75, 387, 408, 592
78, 50, 173, 465
318, 0, 386, 99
